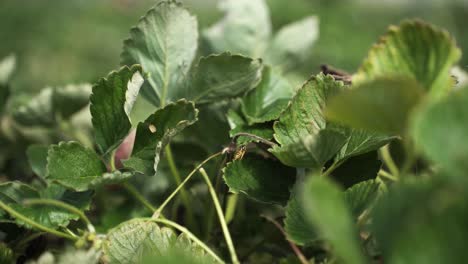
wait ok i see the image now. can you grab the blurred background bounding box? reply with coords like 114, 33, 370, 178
1, 0, 467, 93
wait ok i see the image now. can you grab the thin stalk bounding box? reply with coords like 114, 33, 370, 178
150, 218, 225, 264
261, 215, 308, 264
378, 170, 398, 182
24, 198, 95, 233
204, 156, 227, 240
0, 201, 77, 241
224, 194, 238, 224
153, 152, 223, 218
199, 168, 239, 264
123, 182, 156, 212
165, 145, 195, 230
109, 149, 117, 172
380, 144, 399, 178
321, 160, 345, 177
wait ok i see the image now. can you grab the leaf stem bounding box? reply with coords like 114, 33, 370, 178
109, 149, 117, 172
204, 156, 227, 240
199, 167, 239, 264
261, 215, 308, 264
153, 152, 223, 218
165, 145, 195, 230
378, 170, 398, 182
123, 182, 157, 212
150, 218, 225, 264
321, 160, 344, 177
0, 201, 77, 241
24, 198, 95, 233
380, 144, 399, 178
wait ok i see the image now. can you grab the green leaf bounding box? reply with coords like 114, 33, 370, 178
411, 86, 468, 177
331, 151, 382, 188
335, 129, 394, 162
90, 65, 144, 155
203, 0, 271, 57
326, 77, 424, 134
46, 141, 107, 191
227, 109, 274, 145
26, 144, 49, 179
122, 1, 198, 106
270, 129, 347, 169
183, 53, 263, 104
353, 20, 461, 98
264, 16, 319, 71
284, 189, 318, 246
344, 180, 380, 218
241, 66, 294, 124
89, 171, 134, 188
28, 248, 101, 264
371, 179, 468, 264
0, 182, 92, 229
103, 219, 216, 264
302, 176, 366, 264
12, 84, 92, 127
124, 100, 198, 176
223, 155, 295, 205
271, 74, 348, 169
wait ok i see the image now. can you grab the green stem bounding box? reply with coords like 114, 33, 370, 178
0, 201, 77, 241
109, 149, 117, 172
378, 170, 398, 182
150, 218, 225, 264
224, 194, 238, 224
165, 145, 195, 230
204, 156, 227, 240
199, 168, 239, 264
380, 144, 399, 178
153, 152, 223, 218
123, 182, 157, 212
321, 160, 345, 177
24, 198, 95, 233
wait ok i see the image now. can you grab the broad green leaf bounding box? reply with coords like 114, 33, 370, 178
274, 74, 345, 146
264, 16, 319, 71
270, 129, 347, 169
271, 74, 348, 169
26, 144, 49, 179
103, 219, 216, 264
184, 53, 263, 104
353, 20, 461, 98
327, 77, 424, 134
141, 248, 212, 264
241, 66, 294, 124
284, 189, 318, 246
336, 129, 394, 162
344, 180, 380, 218
227, 109, 273, 145
223, 155, 295, 205
372, 179, 468, 264
122, 1, 198, 106
90, 65, 144, 155
124, 100, 198, 176
0, 181, 92, 229
302, 177, 366, 264
331, 151, 382, 188
47, 141, 107, 191
12, 84, 92, 127
89, 171, 134, 188
203, 0, 271, 57
411, 86, 468, 177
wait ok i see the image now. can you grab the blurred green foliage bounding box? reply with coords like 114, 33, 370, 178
0, 0, 466, 91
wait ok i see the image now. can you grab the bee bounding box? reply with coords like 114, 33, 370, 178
233, 145, 247, 161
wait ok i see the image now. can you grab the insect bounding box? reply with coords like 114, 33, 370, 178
233, 145, 247, 161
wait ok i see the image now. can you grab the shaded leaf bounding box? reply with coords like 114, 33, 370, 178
327, 77, 424, 134
124, 100, 198, 176
227, 109, 273, 145
53, 83, 92, 119
411, 86, 468, 177
353, 20, 461, 98
302, 176, 366, 264
284, 189, 318, 246
203, 0, 271, 57
47, 141, 107, 191
89, 171, 134, 188
264, 16, 319, 71
184, 53, 263, 104
335, 129, 394, 162
90, 65, 144, 155
26, 144, 49, 179
223, 155, 295, 205
331, 151, 382, 188
122, 1, 198, 106
344, 180, 380, 218
241, 66, 294, 124
27, 248, 101, 264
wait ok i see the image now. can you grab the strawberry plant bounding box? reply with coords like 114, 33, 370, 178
1, 0, 468, 263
